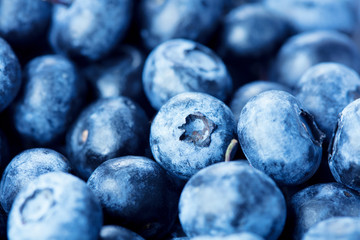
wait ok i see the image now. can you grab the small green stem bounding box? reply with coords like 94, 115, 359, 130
225, 139, 238, 162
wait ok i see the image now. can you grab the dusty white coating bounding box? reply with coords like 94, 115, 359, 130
329, 98, 360, 190
303, 217, 360, 240
8, 172, 102, 240
238, 90, 323, 185
179, 161, 286, 240
150, 92, 236, 179
143, 39, 232, 110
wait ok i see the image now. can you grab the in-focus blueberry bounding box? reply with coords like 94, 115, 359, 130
143, 39, 232, 110
179, 161, 286, 240
0, 148, 71, 213
328, 98, 360, 191
138, 0, 224, 50
0, 37, 21, 112
264, 0, 358, 34
303, 217, 360, 240
66, 97, 149, 179
230, 80, 291, 121
0, 0, 51, 46
295, 63, 360, 143
289, 182, 360, 240
81, 45, 144, 101
7, 172, 102, 240
87, 156, 178, 239
150, 92, 236, 180
49, 0, 133, 61
238, 90, 324, 185
271, 30, 360, 89
13, 55, 84, 146
100, 225, 145, 240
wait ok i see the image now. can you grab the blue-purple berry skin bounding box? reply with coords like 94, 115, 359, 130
238, 90, 324, 185
150, 92, 236, 180
329, 98, 360, 191
8, 172, 103, 240
289, 182, 360, 240
179, 161, 286, 240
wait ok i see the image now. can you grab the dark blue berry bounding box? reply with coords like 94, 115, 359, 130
87, 156, 179, 239
13, 55, 84, 146
67, 97, 149, 179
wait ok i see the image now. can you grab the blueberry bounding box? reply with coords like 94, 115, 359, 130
264, 0, 358, 34
230, 80, 291, 122
0, 148, 71, 213
238, 90, 324, 185
0, 37, 21, 112
138, 0, 224, 50
66, 97, 149, 179
295, 63, 360, 143
179, 161, 286, 240
303, 217, 360, 240
81, 45, 144, 101
217, 3, 291, 86
7, 172, 102, 240
218, 4, 289, 59
328, 98, 360, 191
13, 55, 84, 146
191, 233, 264, 240
150, 92, 236, 180
49, 0, 133, 61
87, 156, 178, 239
143, 39, 232, 110
271, 30, 360, 89
100, 225, 145, 240
0, 0, 51, 46
289, 182, 360, 240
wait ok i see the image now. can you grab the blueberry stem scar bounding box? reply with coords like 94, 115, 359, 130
225, 139, 238, 162
178, 112, 217, 147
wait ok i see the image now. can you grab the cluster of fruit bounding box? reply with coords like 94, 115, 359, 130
0, 0, 360, 240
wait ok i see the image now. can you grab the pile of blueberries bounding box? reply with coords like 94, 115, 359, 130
1, 0, 360, 239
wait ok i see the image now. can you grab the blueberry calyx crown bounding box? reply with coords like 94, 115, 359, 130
20, 188, 55, 224
178, 112, 217, 147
